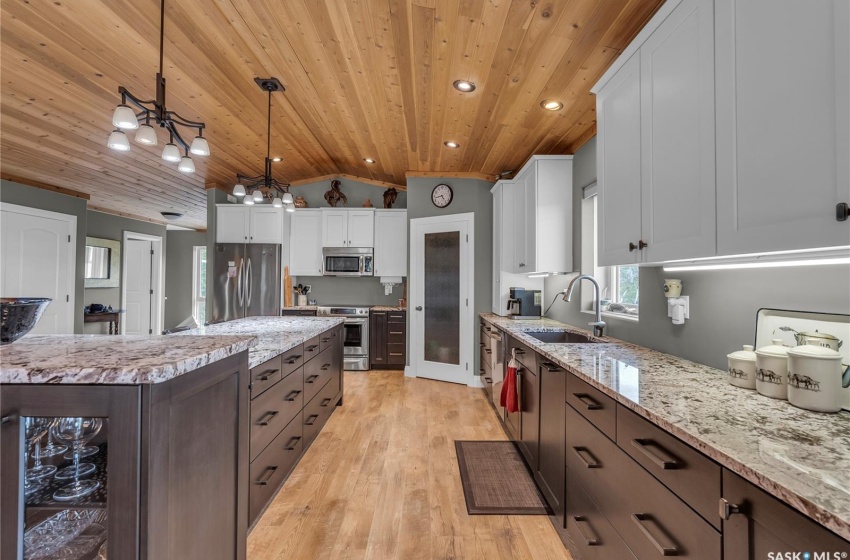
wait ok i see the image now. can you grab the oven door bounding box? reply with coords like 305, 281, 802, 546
342, 317, 368, 356
323, 255, 363, 276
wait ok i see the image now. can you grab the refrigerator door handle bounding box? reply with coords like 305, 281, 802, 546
246, 258, 253, 308
237, 258, 244, 307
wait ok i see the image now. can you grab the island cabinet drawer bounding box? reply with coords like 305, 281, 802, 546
387, 329, 405, 345
566, 373, 616, 440
387, 311, 406, 323
303, 380, 338, 446
303, 346, 333, 403
319, 330, 334, 352
566, 469, 637, 560
386, 344, 406, 365
303, 334, 322, 363
249, 412, 303, 524
250, 368, 304, 461
280, 345, 304, 379
617, 405, 721, 529
507, 336, 537, 372
567, 405, 721, 560
250, 355, 283, 398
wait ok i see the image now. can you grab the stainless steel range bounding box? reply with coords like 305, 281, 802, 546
317, 306, 370, 371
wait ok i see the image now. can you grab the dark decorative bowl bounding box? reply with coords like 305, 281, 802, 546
1, 298, 52, 345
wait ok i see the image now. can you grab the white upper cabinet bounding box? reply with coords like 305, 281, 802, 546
715, 0, 850, 254
491, 183, 504, 313
289, 209, 324, 276
640, 0, 716, 263
373, 210, 407, 277
216, 206, 250, 243
216, 205, 284, 244
249, 207, 284, 244
321, 209, 375, 247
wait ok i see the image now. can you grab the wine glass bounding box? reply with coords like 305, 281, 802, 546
39, 418, 68, 457
24, 417, 57, 485
51, 417, 102, 501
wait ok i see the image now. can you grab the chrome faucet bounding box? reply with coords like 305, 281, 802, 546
562, 274, 606, 337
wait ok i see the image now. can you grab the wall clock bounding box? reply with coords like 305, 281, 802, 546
431, 183, 453, 208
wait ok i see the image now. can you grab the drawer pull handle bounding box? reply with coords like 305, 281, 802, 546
513, 348, 525, 355
540, 361, 561, 372
572, 516, 600, 546
0, 414, 17, 425
284, 390, 302, 402
631, 514, 679, 556
484, 377, 492, 384
573, 393, 602, 410
389, 315, 403, 319
631, 439, 681, 470
389, 352, 403, 356
321, 337, 330, 343
484, 348, 492, 354
285, 436, 302, 450
305, 414, 319, 426
321, 398, 333, 407
390, 331, 403, 335
320, 363, 331, 370
256, 466, 278, 485
306, 344, 320, 351
719, 498, 742, 520
305, 375, 319, 384
257, 411, 279, 426
284, 355, 302, 364
572, 446, 601, 469
257, 368, 280, 381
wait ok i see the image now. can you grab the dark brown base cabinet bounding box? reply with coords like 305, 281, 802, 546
1, 352, 250, 560
370, 310, 406, 368
280, 309, 318, 316
480, 324, 850, 560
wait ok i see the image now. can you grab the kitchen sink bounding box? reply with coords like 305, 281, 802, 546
526, 331, 599, 344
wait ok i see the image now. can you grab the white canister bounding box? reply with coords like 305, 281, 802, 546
755, 339, 789, 400
787, 344, 850, 413
727, 345, 757, 389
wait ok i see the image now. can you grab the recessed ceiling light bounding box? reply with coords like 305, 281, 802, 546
444, 141, 460, 149
540, 99, 564, 111
363, 157, 376, 164
271, 157, 282, 162
453, 80, 476, 93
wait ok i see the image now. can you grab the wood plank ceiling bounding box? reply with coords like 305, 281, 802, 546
1, 0, 662, 229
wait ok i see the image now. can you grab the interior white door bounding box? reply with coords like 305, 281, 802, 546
410, 214, 474, 385
0, 205, 75, 334
124, 238, 153, 334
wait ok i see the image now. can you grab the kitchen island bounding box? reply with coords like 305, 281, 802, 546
0, 316, 344, 560
480, 313, 850, 557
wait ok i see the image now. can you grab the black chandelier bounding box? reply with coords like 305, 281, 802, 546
232, 78, 294, 210
106, 0, 209, 174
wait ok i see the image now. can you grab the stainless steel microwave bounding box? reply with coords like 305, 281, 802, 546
322, 247, 373, 277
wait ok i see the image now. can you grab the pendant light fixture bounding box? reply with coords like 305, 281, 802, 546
107, 0, 210, 172
232, 78, 293, 207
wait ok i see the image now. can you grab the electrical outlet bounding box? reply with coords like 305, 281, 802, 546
304, 285, 311, 294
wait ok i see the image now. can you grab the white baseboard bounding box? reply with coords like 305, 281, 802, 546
467, 376, 485, 388
404, 365, 415, 378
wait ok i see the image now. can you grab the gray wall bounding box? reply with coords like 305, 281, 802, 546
165, 231, 208, 329
289, 176, 407, 209
293, 276, 402, 307
543, 137, 850, 370
83, 211, 167, 334
0, 179, 88, 333
407, 177, 495, 375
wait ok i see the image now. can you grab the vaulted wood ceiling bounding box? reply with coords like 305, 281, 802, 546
1, 0, 662, 228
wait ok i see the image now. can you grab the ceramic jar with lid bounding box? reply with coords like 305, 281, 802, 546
755, 339, 789, 399
727, 345, 757, 389
787, 344, 850, 413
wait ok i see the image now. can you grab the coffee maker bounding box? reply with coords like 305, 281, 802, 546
506, 288, 542, 319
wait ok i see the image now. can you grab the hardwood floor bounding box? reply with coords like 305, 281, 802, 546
248, 370, 573, 560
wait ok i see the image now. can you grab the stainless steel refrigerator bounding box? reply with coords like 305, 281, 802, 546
211, 243, 281, 322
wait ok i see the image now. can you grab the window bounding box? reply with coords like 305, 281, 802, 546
581, 188, 639, 318
192, 246, 207, 326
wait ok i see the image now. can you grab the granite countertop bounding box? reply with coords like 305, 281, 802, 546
480, 313, 850, 541
178, 316, 343, 368
370, 306, 407, 312
0, 334, 256, 385
283, 306, 318, 311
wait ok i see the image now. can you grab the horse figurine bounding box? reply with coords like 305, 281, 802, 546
383, 187, 398, 209
324, 179, 348, 207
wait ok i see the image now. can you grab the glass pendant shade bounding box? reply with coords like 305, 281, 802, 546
107, 130, 131, 151
134, 124, 158, 146
177, 156, 195, 173
285, 203, 295, 213
243, 196, 255, 205
190, 135, 210, 156
272, 197, 283, 208
161, 143, 181, 163
233, 183, 246, 197
282, 192, 294, 205
252, 190, 264, 202
112, 104, 139, 129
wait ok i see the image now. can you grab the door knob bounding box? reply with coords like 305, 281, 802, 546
639, 240, 648, 250
837, 202, 850, 222
415, 306, 423, 311
629, 242, 637, 252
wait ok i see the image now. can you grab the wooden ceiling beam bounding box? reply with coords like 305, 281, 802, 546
0, 173, 91, 200
405, 171, 496, 183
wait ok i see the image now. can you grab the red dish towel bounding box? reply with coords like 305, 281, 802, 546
500, 348, 520, 413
